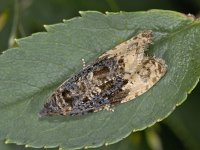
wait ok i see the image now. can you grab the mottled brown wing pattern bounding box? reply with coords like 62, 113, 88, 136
39, 30, 167, 117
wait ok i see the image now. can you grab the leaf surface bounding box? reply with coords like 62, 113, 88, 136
0, 10, 200, 149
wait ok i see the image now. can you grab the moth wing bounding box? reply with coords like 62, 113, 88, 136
120, 57, 167, 103
99, 30, 153, 74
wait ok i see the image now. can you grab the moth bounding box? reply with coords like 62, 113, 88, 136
39, 30, 167, 117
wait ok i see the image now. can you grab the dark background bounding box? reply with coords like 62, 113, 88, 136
0, 0, 200, 150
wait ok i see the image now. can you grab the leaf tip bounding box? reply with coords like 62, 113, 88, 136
79, 11, 86, 16
187, 13, 195, 19
14, 38, 19, 45
84, 146, 89, 149
105, 142, 109, 146
105, 11, 110, 15
25, 144, 31, 148
43, 24, 47, 28
43, 24, 50, 31
156, 118, 162, 122
4, 139, 11, 144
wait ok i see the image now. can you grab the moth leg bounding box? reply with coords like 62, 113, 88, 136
81, 58, 86, 68
103, 104, 114, 112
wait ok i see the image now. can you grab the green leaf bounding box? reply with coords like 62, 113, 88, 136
165, 83, 200, 150
91, 132, 150, 150
0, 140, 57, 150
0, 10, 199, 149
0, 141, 30, 150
